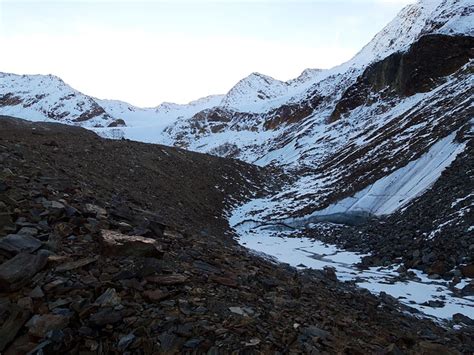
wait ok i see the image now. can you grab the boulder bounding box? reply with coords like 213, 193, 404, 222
143, 290, 169, 302
26, 314, 69, 338
0, 252, 48, 291
460, 264, 474, 278
84, 204, 107, 219
94, 288, 121, 307
99, 230, 163, 258
0, 234, 42, 255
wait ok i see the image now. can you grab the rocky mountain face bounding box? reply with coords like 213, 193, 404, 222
0, 117, 473, 354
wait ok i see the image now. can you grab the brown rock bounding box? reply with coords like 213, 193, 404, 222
53, 222, 74, 238
428, 261, 447, 276
416, 341, 457, 355
99, 229, 163, 257
89, 309, 123, 326
145, 274, 188, 285
2, 334, 37, 355
26, 314, 69, 338
460, 264, 474, 278
209, 275, 238, 288
143, 290, 170, 302
17, 297, 33, 311
0, 213, 15, 234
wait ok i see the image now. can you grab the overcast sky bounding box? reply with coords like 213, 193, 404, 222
0, 0, 415, 106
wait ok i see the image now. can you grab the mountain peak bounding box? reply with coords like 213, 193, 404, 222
219, 72, 287, 112
350, 0, 473, 67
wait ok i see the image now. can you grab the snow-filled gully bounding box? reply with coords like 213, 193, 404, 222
233, 224, 474, 324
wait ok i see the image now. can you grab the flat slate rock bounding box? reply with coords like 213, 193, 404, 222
0, 252, 48, 291
55, 257, 97, 272
0, 234, 42, 255
0, 304, 31, 351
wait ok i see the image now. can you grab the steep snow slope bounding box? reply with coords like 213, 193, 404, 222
351, 0, 473, 67
294, 131, 467, 218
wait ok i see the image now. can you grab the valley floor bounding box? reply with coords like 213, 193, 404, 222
0, 117, 473, 354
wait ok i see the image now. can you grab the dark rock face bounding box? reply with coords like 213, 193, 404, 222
73, 104, 109, 122
0, 234, 42, 256
263, 93, 323, 130
0, 93, 23, 107
107, 118, 126, 127
330, 34, 474, 122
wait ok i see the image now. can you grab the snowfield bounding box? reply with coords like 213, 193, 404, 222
234, 224, 474, 322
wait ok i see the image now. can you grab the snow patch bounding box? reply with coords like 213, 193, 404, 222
235, 224, 474, 321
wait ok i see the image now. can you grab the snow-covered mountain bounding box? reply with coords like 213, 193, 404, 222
0, 72, 225, 131
161, 0, 473, 218
0, 0, 472, 226
0, 73, 116, 127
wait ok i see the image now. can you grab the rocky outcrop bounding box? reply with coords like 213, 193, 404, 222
107, 118, 126, 127
73, 104, 109, 123
263, 92, 323, 130
0, 93, 23, 107
329, 34, 474, 122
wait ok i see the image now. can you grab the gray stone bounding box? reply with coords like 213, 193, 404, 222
118, 333, 135, 351
94, 288, 121, 307
0, 252, 48, 291
301, 325, 331, 339
17, 227, 38, 236
0, 234, 42, 255
84, 204, 107, 219
29, 286, 45, 299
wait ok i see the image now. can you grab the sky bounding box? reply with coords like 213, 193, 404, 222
0, 0, 416, 107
